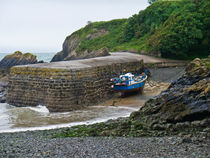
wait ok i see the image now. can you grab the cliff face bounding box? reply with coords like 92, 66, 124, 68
0, 51, 38, 68
128, 57, 210, 136
51, 29, 110, 62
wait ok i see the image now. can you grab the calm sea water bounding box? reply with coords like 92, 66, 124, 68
0, 52, 56, 63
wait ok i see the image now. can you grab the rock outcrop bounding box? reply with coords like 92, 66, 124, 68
51, 29, 109, 62
128, 57, 210, 136
0, 51, 38, 68
136, 57, 210, 122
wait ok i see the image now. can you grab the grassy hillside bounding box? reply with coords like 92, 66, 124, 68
65, 0, 209, 60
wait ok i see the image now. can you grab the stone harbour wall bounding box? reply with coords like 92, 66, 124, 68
6, 53, 144, 112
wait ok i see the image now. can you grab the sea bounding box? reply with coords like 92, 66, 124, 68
0, 52, 55, 63
0, 103, 139, 133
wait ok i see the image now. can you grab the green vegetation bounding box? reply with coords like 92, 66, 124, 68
65, 0, 209, 60
66, 19, 127, 52
148, 0, 160, 4
5, 51, 36, 58
23, 52, 36, 58
53, 117, 206, 138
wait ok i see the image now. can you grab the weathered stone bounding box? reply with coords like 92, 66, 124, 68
175, 122, 188, 129
131, 57, 210, 132
7, 52, 145, 112
191, 120, 201, 127
0, 95, 6, 103
200, 118, 210, 127
51, 29, 110, 62
165, 123, 172, 129
152, 124, 165, 130
181, 134, 192, 143
0, 87, 3, 93
86, 29, 108, 40
0, 51, 38, 68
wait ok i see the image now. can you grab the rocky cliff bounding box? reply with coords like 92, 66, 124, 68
54, 57, 210, 137
51, 29, 110, 62
0, 51, 38, 68
130, 57, 210, 129
0, 51, 38, 103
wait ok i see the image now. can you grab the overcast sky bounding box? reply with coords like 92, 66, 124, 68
0, 0, 149, 53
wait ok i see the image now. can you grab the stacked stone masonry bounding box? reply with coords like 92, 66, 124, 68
7, 53, 144, 112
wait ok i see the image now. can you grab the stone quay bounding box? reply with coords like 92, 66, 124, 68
6, 52, 145, 112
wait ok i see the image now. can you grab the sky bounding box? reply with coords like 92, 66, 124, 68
0, 0, 149, 53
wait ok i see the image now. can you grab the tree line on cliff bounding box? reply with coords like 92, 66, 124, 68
65, 0, 209, 60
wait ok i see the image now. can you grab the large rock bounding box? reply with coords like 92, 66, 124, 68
51, 29, 110, 62
0, 51, 38, 68
132, 57, 210, 125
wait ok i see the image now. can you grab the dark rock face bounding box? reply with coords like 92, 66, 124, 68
0, 51, 38, 68
0, 69, 9, 103
131, 57, 210, 127
0, 81, 7, 103
51, 30, 110, 62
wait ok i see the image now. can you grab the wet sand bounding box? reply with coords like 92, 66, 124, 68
101, 81, 169, 107
102, 67, 185, 108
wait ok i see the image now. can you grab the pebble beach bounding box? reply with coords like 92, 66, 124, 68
0, 129, 209, 158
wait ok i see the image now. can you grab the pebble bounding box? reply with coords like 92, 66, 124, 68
0, 130, 209, 158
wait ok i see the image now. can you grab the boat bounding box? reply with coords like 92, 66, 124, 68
110, 72, 147, 93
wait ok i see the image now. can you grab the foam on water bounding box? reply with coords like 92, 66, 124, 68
28, 105, 50, 113
0, 111, 132, 133
0, 103, 139, 133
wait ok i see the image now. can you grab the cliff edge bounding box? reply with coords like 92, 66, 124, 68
51, 28, 110, 62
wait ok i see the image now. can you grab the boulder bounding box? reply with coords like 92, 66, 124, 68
0, 51, 38, 68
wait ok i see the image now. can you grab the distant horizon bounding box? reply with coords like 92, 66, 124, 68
0, 0, 149, 53
0, 52, 56, 54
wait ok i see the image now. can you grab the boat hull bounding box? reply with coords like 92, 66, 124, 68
114, 81, 146, 93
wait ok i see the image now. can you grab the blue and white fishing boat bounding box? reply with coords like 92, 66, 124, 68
111, 72, 147, 93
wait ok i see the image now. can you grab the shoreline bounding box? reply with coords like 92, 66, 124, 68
0, 67, 183, 133
0, 105, 138, 134
0, 79, 170, 134
0, 126, 209, 157
0, 63, 209, 157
